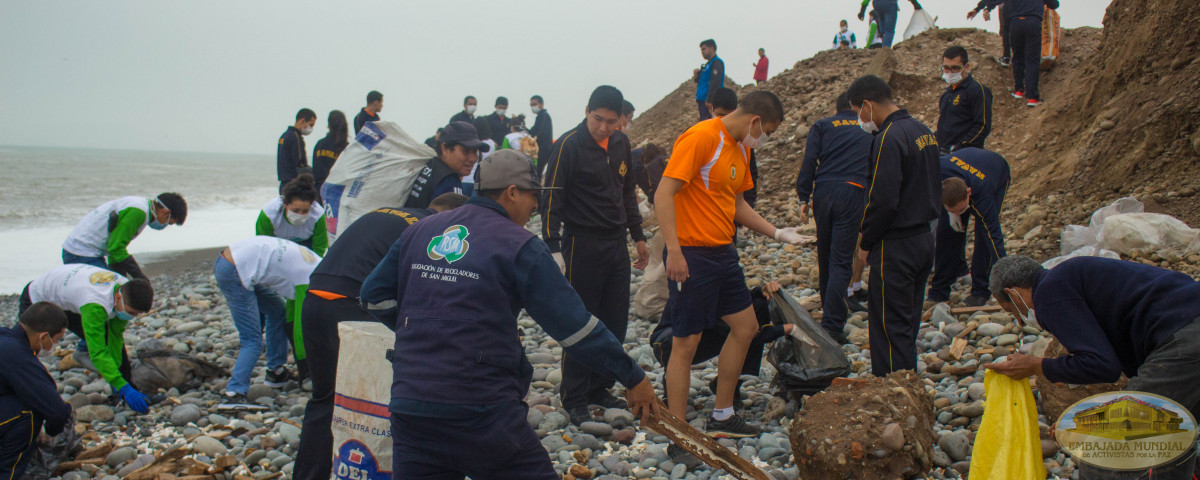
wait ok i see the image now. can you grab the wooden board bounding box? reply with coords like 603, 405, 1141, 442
642, 398, 770, 480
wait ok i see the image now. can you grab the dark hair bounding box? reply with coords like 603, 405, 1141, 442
282, 174, 318, 205
836, 92, 851, 112
621, 100, 636, 118
943, 46, 969, 64
847, 75, 893, 107
464, 95, 476, 105
642, 143, 666, 165
327, 110, 349, 149
700, 39, 716, 49
530, 95, 544, 105
156, 192, 187, 225
121, 278, 154, 313
707, 87, 738, 113
511, 114, 526, 131
367, 90, 383, 105
587, 85, 624, 114
738, 91, 785, 124
473, 117, 493, 141
495, 96, 509, 107
474, 189, 507, 201
990, 256, 1045, 303
942, 177, 970, 206
20, 302, 67, 334
429, 193, 469, 211
296, 108, 316, 122
759, 48, 765, 52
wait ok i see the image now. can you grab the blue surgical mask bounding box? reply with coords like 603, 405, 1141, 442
115, 311, 133, 321
148, 218, 167, 230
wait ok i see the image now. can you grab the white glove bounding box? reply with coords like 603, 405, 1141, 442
948, 214, 965, 233
773, 227, 808, 244
790, 325, 820, 348
552, 252, 566, 274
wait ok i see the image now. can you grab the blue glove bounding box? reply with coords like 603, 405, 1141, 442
117, 384, 149, 413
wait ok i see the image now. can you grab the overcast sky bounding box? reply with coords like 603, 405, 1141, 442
0, 0, 1107, 155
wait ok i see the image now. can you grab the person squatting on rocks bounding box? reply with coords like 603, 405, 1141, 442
257, 174, 329, 256
794, 92, 873, 345
0, 302, 73, 479
20, 265, 157, 414
986, 255, 1200, 479
540, 85, 649, 426
405, 121, 490, 209
62, 193, 187, 282
293, 193, 467, 480
928, 147, 1010, 307
360, 150, 657, 479
353, 90, 383, 133
936, 46, 993, 154
692, 39, 725, 121
850, 74, 941, 377
214, 237, 320, 405
977, 0, 1059, 106
654, 90, 808, 462
278, 108, 316, 193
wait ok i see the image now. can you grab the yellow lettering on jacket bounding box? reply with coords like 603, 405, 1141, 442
914, 134, 939, 151
951, 156, 987, 180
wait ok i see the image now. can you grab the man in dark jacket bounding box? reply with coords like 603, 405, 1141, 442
850, 75, 941, 377
936, 47, 993, 153
485, 97, 511, 146
405, 122, 490, 209
529, 95, 553, 170
0, 302, 73, 479
278, 108, 317, 193
450, 96, 477, 125
540, 86, 649, 425
353, 90, 382, 133
929, 147, 1010, 307
978, 0, 1060, 106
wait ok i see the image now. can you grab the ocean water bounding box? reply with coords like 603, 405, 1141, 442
0, 145, 278, 293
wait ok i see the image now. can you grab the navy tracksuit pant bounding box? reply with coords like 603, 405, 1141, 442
1010, 16, 1043, 100
390, 402, 558, 479
561, 234, 629, 409
0, 403, 42, 479
867, 231, 934, 377
929, 209, 1007, 302
813, 182, 866, 333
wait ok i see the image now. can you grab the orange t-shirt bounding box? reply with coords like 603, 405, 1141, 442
662, 118, 754, 247
597, 137, 609, 151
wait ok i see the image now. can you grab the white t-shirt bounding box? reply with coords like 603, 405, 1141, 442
62, 196, 152, 257
260, 196, 325, 243
228, 236, 321, 298
465, 139, 498, 184
29, 264, 126, 315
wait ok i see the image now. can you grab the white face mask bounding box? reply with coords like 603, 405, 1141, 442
496, 108, 507, 117
858, 104, 878, 134
466, 105, 477, 115
286, 210, 307, 225
942, 72, 963, 85
840, 26, 848, 33
531, 106, 541, 115
1009, 289, 1041, 331
301, 125, 314, 136
741, 120, 768, 149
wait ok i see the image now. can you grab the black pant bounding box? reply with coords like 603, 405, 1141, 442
19, 285, 133, 385
561, 234, 630, 409
294, 294, 373, 480
813, 182, 866, 333
697, 100, 712, 121
929, 210, 1007, 302
0, 406, 41, 479
999, 3, 1011, 58
867, 232, 934, 377
1010, 16, 1043, 100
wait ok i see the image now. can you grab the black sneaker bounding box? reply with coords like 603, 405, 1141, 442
217, 392, 268, 412
846, 297, 868, 313
823, 327, 850, 345
997, 56, 1011, 67
707, 413, 762, 438
567, 406, 593, 426
850, 288, 869, 303
667, 444, 703, 468
264, 367, 294, 388
963, 295, 989, 307
707, 377, 745, 402
589, 393, 628, 410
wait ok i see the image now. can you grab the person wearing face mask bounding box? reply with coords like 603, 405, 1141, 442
794, 93, 874, 344
935, 46, 993, 155
279, 108, 317, 193
832, 20, 858, 49
62, 193, 188, 282
985, 255, 1200, 468
405, 121, 491, 209
540, 86, 649, 426
450, 95, 478, 125
19, 264, 157, 414
360, 151, 658, 479
849, 74, 941, 378
529, 95, 553, 169
485, 96, 512, 147
655, 91, 807, 463
0, 302, 73, 479
928, 148, 1009, 308
353, 90, 383, 134
257, 174, 328, 256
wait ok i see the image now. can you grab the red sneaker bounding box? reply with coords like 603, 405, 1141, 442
1012, 90, 1025, 99
1026, 98, 1041, 107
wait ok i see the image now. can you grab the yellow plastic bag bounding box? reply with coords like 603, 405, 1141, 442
968, 370, 1047, 479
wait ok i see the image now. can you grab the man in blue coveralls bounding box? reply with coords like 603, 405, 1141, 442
927, 147, 1010, 307
361, 150, 658, 479
0, 302, 74, 479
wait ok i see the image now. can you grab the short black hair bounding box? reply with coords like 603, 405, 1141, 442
707, 87, 738, 113
474, 189, 506, 201
530, 95, 544, 104
20, 302, 67, 335
621, 100, 635, 118
847, 75, 893, 107
296, 108, 316, 122
738, 90, 785, 124
464, 95, 476, 105
367, 90, 383, 104
700, 39, 716, 49
836, 92, 851, 112
121, 278, 154, 313
430, 192, 468, 211
157, 193, 187, 225
943, 46, 969, 64
495, 96, 508, 107
282, 174, 318, 205
472, 117, 493, 141
587, 85, 624, 114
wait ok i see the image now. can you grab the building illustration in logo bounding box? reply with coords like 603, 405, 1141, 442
427, 225, 470, 263
1069, 395, 1185, 441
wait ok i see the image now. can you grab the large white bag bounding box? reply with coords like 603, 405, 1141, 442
1097, 213, 1200, 255
902, 8, 937, 41
331, 321, 395, 480
321, 122, 436, 243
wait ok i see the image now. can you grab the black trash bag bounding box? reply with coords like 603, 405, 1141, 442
766, 294, 851, 400
23, 412, 82, 479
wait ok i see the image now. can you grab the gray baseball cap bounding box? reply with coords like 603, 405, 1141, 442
473, 150, 560, 191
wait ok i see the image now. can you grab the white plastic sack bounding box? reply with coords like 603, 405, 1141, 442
321, 121, 436, 243
332, 321, 395, 480
902, 8, 937, 41
1042, 246, 1120, 270
633, 234, 668, 320
1097, 213, 1200, 255
1058, 197, 1143, 255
